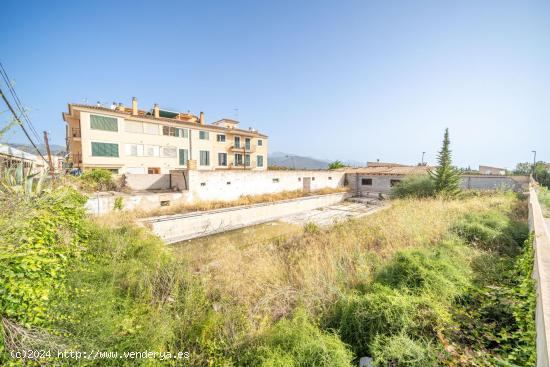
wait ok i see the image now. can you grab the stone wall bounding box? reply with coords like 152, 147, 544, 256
85, 191, 190, 215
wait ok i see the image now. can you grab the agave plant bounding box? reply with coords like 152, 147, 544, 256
0, 162, 48, 197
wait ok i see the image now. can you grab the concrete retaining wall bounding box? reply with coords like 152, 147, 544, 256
349, 173, 529, 195
529, 187, 550, 367
143, 192, 351, 243
186, 170, 346, 201
124, 174, 171, 191
85, 191, 190, 215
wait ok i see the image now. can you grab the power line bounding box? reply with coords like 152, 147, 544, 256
0, 85, 48, 163
0, 62, 42, 143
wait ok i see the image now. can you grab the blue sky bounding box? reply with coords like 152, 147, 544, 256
1, 0, 549, 168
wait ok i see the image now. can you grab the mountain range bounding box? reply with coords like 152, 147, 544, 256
268, 152, 364, 169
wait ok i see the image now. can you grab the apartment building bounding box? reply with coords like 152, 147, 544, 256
62, 98, 268, 174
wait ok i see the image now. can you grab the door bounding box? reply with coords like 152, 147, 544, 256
303, 177, 311, 192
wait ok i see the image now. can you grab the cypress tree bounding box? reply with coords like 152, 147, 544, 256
431, 128, 461, 197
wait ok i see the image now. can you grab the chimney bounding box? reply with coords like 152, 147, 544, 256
131, 97, 138, 116
117, 103, 125, 112
199, 111, 205, 124
153, 104, 160, 118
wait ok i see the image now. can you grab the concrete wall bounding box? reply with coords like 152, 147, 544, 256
186, 170, 347, 201
143, 192, 351, 243
124, 173, 171, 191
349, 173, 529, 195
85, 191, 190, 215
529, 187, 550, 367
461, 175, 529, 191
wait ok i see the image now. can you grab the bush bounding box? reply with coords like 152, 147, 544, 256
243, 310, 354, 367
374, 240, 472, 301
81, 169, 116, 191
0, 187, 88, 326
371, 334, 439, 367
332, 285, 449, 357
390, 175, 436, 199
453, 210, 528, 256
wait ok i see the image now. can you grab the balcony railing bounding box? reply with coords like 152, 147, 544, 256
71, 127, 81, 138
228, 145, 256, 153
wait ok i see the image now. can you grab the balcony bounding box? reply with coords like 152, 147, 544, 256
228, 145, 255, 153
71, 127, 81, 139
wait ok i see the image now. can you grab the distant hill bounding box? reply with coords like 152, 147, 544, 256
6, 143, 66, 156
268, 152, 330, 170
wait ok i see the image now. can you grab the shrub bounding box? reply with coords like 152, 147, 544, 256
0, 187, 88, 326
390, 175, 435, 199
332, 285, 449, 356
81, 169, 115, 191
374, 240, 472, 301
243, 310, 354, 367
371, 334, 439, 367
453, 210, 528, 256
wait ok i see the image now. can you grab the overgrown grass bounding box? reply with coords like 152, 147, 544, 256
1, 187, 533, 366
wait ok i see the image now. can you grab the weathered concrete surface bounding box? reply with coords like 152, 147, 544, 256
124, 173, 171, 191
529, 187, 550, 367
85, 191, 190, 215
143, 192, 351, 243
279, 201, 383, 226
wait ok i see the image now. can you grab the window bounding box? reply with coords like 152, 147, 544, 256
144, 145, 160, 157
199, 150, 210, 166
163, 126, 182, 137
218, 153, 227, 166
328, 177, 332, 180
125, 144, 143, 157
257, 155, 264, 167
148, 167, 160, 174
199, 131, 209, 140
361, 178, 372, 186
234, 153, 243, 166
234, 136, 241, 148
125, 121, 143, 133
226, 181, 231, 185
244, 154, 250, 167
200, 182, 206, 186
162, 147, 177, 158
179, 149, 189, 166
245, 138, 251, 150
143, 123, 159, 135
217, 134, 226, 142
390, 179, 401, 187
91, 142, 118, 157
90, 114, 118, 131
257, 139, 263, 146
272, 178, 279, 183
160, 200, 170, 206
179, 128, 189, 138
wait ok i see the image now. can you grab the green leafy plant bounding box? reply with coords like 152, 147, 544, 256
0, 162, 47, 197
81, 168, 115, 191
390, 175, 436, 199
329, 160, 346, 170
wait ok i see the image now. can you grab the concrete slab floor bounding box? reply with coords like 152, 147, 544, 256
278, 200, 382, 227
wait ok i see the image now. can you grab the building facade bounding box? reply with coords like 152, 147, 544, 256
63, 98, 268, 174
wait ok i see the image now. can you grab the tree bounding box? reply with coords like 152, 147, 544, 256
512, 162, 532, 176
328, 160, 346, 170
430, 128, 461, 197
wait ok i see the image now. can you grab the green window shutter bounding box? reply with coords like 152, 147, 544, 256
179, 149, 188, 165
92, 142, 119, 157
90, 114, 118, 131
257, 155, 264, 167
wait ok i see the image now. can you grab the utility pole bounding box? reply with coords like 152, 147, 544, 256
43, 131, 55, 178
532, 150, 537, 181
